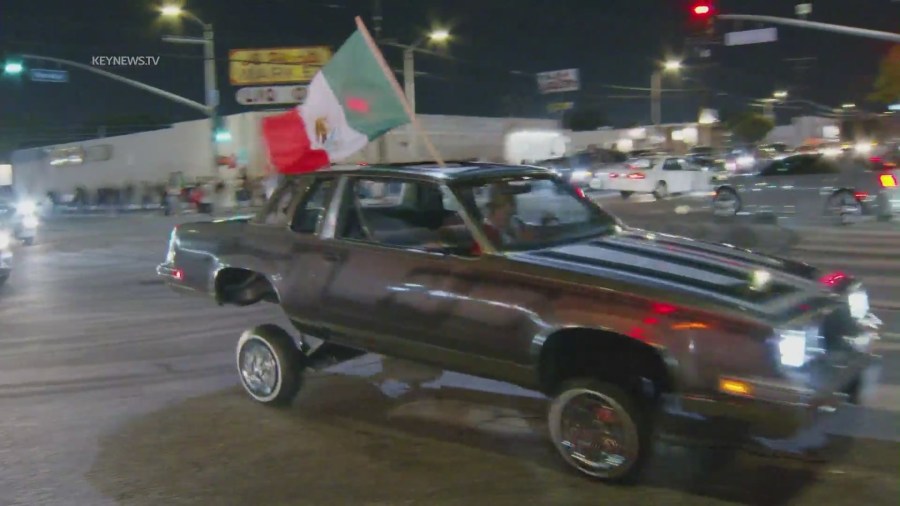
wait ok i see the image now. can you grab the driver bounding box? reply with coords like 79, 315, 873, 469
482, 189, 536, 246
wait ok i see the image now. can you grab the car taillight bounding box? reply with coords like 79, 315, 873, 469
574, 187, 586, 198
880, 174, 897, 188
173, 268, 184, 281
854, 191, 868, 201
609, 173, 619, 178
627, 173, 645, 179
820, 271, 847, 287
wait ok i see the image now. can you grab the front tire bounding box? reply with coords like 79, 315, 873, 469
236, 325, 305, 406
712, 188, 741, 219
826, 190, 862, 226
548, 379, 652, 483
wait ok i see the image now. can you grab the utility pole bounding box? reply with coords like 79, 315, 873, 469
373, 0, 387, 163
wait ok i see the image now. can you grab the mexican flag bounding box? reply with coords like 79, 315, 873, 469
262, 20, 410, 174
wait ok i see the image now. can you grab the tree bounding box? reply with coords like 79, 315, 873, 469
562, 107, 609, 131
728, 112, 774, 144
870, 44, 900, 105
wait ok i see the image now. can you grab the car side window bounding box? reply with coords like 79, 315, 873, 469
803, 159, 842, 175
338, 177, 474, 251
291, 177, 336, 234
759, 160, 789, 176
662, 158, 681, 171
262, 178, 301, 226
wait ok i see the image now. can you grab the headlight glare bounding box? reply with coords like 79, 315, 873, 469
17, 200, 36, 215
848, 288, 869, 320
22, 215, 39, 229
778, 329, 807, 368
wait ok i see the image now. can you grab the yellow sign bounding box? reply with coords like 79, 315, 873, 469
229, 46, 332, 85
547, 102, 574, 113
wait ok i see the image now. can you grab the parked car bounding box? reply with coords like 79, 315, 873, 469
158, 161, 880, 483
602, 156, 714, 199
712, 153, 899, 223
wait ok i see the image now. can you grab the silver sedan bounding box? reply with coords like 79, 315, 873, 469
711, 154, 899, 224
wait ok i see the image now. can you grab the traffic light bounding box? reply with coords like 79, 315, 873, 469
688, 1, 715, 36
2, 49, 24, 75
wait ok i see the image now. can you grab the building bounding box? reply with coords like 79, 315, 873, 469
8, 112, 557, 204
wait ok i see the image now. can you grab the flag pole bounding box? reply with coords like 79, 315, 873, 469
354, 16, 446, 167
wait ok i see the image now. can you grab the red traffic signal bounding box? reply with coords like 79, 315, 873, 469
687, 1, 715, 35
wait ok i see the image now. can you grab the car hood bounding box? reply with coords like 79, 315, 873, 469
510, 228, 833, 321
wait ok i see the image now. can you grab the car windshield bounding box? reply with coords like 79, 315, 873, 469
451, 175, 618, 252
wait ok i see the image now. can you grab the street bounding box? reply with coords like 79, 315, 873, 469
0, 200, 898, 505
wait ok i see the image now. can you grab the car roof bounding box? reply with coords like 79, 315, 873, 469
314, 161, 554, 183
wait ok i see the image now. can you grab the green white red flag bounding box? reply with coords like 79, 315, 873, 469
261, 18, 410, 173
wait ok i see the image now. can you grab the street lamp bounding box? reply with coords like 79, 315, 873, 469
403, 28, 452, 113
842, 103, 856, 109
402, 28, 450, 158
651, 60, 681, 126
161, 4, 219, 175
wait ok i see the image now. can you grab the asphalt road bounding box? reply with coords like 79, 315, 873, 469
0, 205, 898, 505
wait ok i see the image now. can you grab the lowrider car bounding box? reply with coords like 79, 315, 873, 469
157, 162, 880, 483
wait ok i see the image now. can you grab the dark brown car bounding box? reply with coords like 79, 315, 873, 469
157, 162, 881, 483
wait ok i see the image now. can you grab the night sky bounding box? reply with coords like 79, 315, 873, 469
1, 0, 898, 143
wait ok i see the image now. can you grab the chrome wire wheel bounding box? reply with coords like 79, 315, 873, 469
827, 191, 862, 225
238, 337, 280, 400
549, 385, 641, 480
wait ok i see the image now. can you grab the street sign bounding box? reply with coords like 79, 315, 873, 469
229, 47, 331, 85
235, 85, 308, 105
29, 68, 68, 83
724, 27, 778, 46
536, 69, 580, 94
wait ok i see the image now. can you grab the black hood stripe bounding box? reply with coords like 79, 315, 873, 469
589, 238, 752, 280
621, 231, 819, 280
531, 249, 797, 304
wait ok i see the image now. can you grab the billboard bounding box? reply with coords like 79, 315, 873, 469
536, 69, 580, 94
229, 47, 332, 85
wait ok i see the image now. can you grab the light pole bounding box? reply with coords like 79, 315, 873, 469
401, 29, 450, 159
402, 29, 450, 113
651, 60, 681, 126
161, 5, 219, 176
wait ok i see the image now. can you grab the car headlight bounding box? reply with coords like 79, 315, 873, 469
0, 231, 10, 250
17, 200, 36, 215
22, 215, 39, 229
848, 287, 869, 320
776, 329, 807, 368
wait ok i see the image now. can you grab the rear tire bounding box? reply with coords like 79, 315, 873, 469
620, 191, 633, 199
652, 182, 668, 200
548, 379, 652, 484
236, 325, 306, 407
